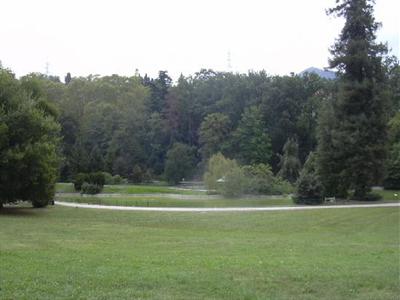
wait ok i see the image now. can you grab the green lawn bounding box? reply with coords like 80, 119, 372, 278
55, 194, 293, 207
56, 183, 205, 195
376, 189, 400, 201
0, 206, 399, 299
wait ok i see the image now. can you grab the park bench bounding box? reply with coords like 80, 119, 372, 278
324, 197, 336, 203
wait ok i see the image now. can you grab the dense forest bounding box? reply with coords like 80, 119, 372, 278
2, 57, 399, 182
21, 70, 335, 179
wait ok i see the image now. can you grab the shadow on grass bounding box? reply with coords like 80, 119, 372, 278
0, 205, 50, 217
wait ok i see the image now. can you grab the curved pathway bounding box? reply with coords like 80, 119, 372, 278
55, 201, 400, 212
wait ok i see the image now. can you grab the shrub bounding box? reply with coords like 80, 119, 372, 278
88, 172, 105, 186
74, 172, 105, 191
221, 166, 247, 197
363, 192, 383, 201
204, 153, 238, 192
241, 163, 294, 195
81, 182, 103, 195
242, 164, 276, 194
102, 172, 114, 185
294, 152, 323, 205
74, 173, 89, 191
112, 174, 123, 185
271, 178, 294, 195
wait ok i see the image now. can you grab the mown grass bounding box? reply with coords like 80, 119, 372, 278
56, 183, 205, 195
0, 206, 399, 299
55, 194, 293, 208
376, 189, 400, 201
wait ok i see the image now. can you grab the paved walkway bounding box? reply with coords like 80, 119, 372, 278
55, 201, 400, 212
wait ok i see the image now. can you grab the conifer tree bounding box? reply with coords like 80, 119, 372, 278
319, 0, 388, 199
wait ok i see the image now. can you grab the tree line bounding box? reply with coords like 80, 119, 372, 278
30, 70, 335, 181
0, 0, 399, 207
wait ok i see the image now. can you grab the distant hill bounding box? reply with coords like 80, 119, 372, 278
300, 67, 336, 80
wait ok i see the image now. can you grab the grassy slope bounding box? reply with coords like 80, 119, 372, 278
0, 206, 399, 299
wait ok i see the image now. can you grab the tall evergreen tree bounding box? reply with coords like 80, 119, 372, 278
320, 0, 388, 199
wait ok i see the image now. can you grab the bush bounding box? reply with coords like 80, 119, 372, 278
241, 163, 294, 195
204, 153, 239, 192
112, 174, 124, 184
81, 182, 103, 195
294, 152, 323, 205
74, 172, 105, 191
221, 166, 247, 197
363, 192, 383, 201
242, 164, 275, 194
271, 178, 294, 195
88, 172, 105, 186
74, 173, 89, 191
102, 172, 114, 185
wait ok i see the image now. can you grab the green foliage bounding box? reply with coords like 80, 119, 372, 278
220, 165, 247, 197
164, 143, 196, 185
241, 163, 293, 195
384, 143, 400, 190
112, 175, 127, 185
233, 106, 272, 165
73, 172, 105, 191
277, 138, 301, 183
80, 182, 103, 195
199, 113, 231, 159
388, 112, 400, 144
323, 0, 388, 199
294, 152, 323, 205
316, 101, 349, 198
130, 165, 144, 183
242, 164, 275, 194
204, 153, 239, 192
102, 172, 114, 185
260, 73, 329, 168
362, 192, 383, 201
0, 68, 60, 208
89, 172, 106, 186
73, 173, 88, 191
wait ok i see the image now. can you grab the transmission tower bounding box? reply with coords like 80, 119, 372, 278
45, 61, 50, 76
227, 50, 232, 72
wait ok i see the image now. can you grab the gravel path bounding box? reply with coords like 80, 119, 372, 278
55, 201, 400, 212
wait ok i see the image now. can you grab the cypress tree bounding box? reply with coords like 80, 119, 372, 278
321, 0, 388, 199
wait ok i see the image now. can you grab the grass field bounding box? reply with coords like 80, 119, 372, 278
55, 194, 293, 207
0, 205, 399, 299
376, 189, 400, 201
56, 183, 205, 195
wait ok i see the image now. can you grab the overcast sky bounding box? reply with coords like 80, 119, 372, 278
0, 0, 398, 80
